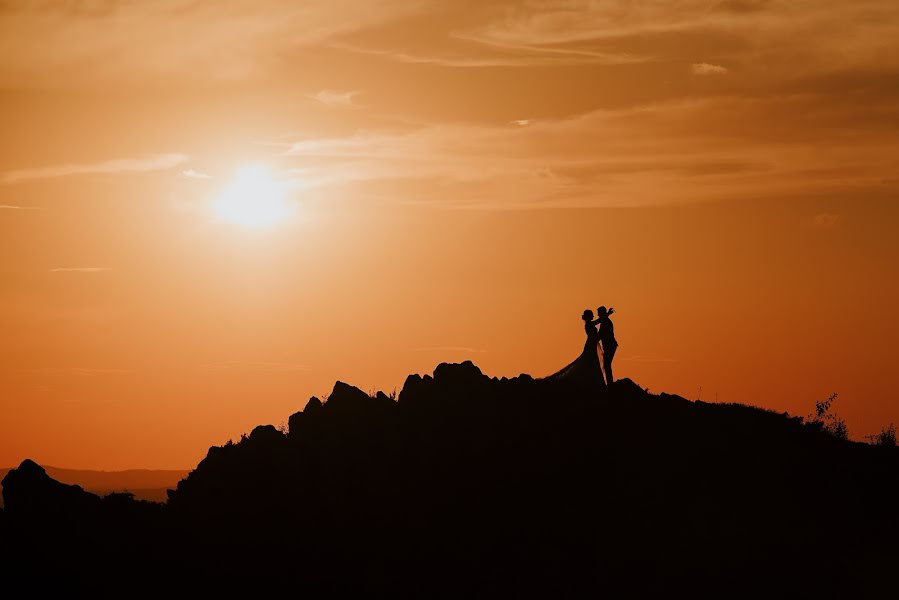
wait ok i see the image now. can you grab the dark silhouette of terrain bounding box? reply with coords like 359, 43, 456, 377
2, 362, 898, 597
0, 466, 186, 507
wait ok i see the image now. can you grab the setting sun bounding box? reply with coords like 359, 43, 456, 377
212, 164, 292, 227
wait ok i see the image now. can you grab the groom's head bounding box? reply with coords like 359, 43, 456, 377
597, 306, 608, 318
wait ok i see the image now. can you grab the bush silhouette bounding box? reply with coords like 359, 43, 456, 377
809, 392, 849, 440
866, 423, 897, 447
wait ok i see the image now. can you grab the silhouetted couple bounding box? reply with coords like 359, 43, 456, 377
552, 306, 618, 385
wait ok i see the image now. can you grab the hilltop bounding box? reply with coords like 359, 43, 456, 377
0, 466, 187, 507
2, 362, 897, 597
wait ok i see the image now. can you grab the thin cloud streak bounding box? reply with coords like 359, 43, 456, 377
411, 346, 487, 354
331, 42, 642, 67
692, 63, 728, 75
810, 213, 842, 229
2, 154, 189, 184
621, 356, 679, 363
181, 169, 213, 179
49, 267, 111, 273
308, 89, 360, 107
29, 367, 134, 376
200, 361, 313, 373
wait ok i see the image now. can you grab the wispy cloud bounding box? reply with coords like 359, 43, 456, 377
274, 92, 899, 209
30, 367, 134, 376
49, 267, 110, 273
411, 346, 487, 354
332, 42, 642, 68
0, 0, 428, 86
200, 361, 313, 373
510, 119, 533, 126
365, 0, 899, 79
1, 154, 189, 184
308, 89, 360, 107
621, 356, 678, 363
692, 62, 728, 75
0, 204, 42, 209
810, 213, 842, 229
181, 168, 213, 179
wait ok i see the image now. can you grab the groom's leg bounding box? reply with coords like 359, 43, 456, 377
597, 345, 607, 385
604, 346, 616, 384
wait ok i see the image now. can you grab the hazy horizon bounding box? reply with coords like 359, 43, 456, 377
2, 0, 898, 470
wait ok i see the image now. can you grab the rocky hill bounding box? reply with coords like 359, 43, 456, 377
2, 362, 897, 597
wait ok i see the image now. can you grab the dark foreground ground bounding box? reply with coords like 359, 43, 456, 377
2, 362, 897, 597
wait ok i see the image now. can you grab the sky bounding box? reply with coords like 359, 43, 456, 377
1, 0, 898, 470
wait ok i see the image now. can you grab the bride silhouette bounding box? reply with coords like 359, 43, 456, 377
549, 309, 605, 384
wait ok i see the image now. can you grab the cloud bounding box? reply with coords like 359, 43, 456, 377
30, 367, 133, 376
49, 267, 111, 273
273, 91, 899, 209
308, 89, 360, 107
411, 346, 487, 354
461, 1, 713, 47
0, 204, 41, 209
0, 0, 428, 86
181, 169, 213, 179
715, 0, 772, 13
331, 41, 643, 68
5, 0, 899, 89
691, 62, 728, 75
620, 356, 679, 363
510, 119, 532, 126
200, 361, 313, 373
810, 213, 842, 228
364, 0, 899, 79
1, 154, 189, 184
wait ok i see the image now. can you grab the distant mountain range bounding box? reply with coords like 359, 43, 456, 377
0, 465, 187, 506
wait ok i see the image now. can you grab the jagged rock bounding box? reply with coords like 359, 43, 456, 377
324, 380, 369, 411
249, 424, 284, 445
208, 443, 227, 459
610, 377, 648, 398
433, 360, 483, 386
1, 459, 102, 519
398, 373, 434, 404
374, 391, 396, 409
288, 410, 304, 436
324, 381, 393, 416
304, 396, 323, 415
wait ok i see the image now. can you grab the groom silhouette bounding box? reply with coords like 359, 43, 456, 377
597, 306, 617, 384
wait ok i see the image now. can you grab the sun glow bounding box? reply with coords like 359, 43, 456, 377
212, 164, 292, 227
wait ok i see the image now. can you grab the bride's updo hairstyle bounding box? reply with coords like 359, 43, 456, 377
582, 309, 594, 321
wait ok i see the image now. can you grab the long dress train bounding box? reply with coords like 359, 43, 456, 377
547, 327, 605, 384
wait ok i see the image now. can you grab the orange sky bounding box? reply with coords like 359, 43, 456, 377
2, 0, 898, 469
